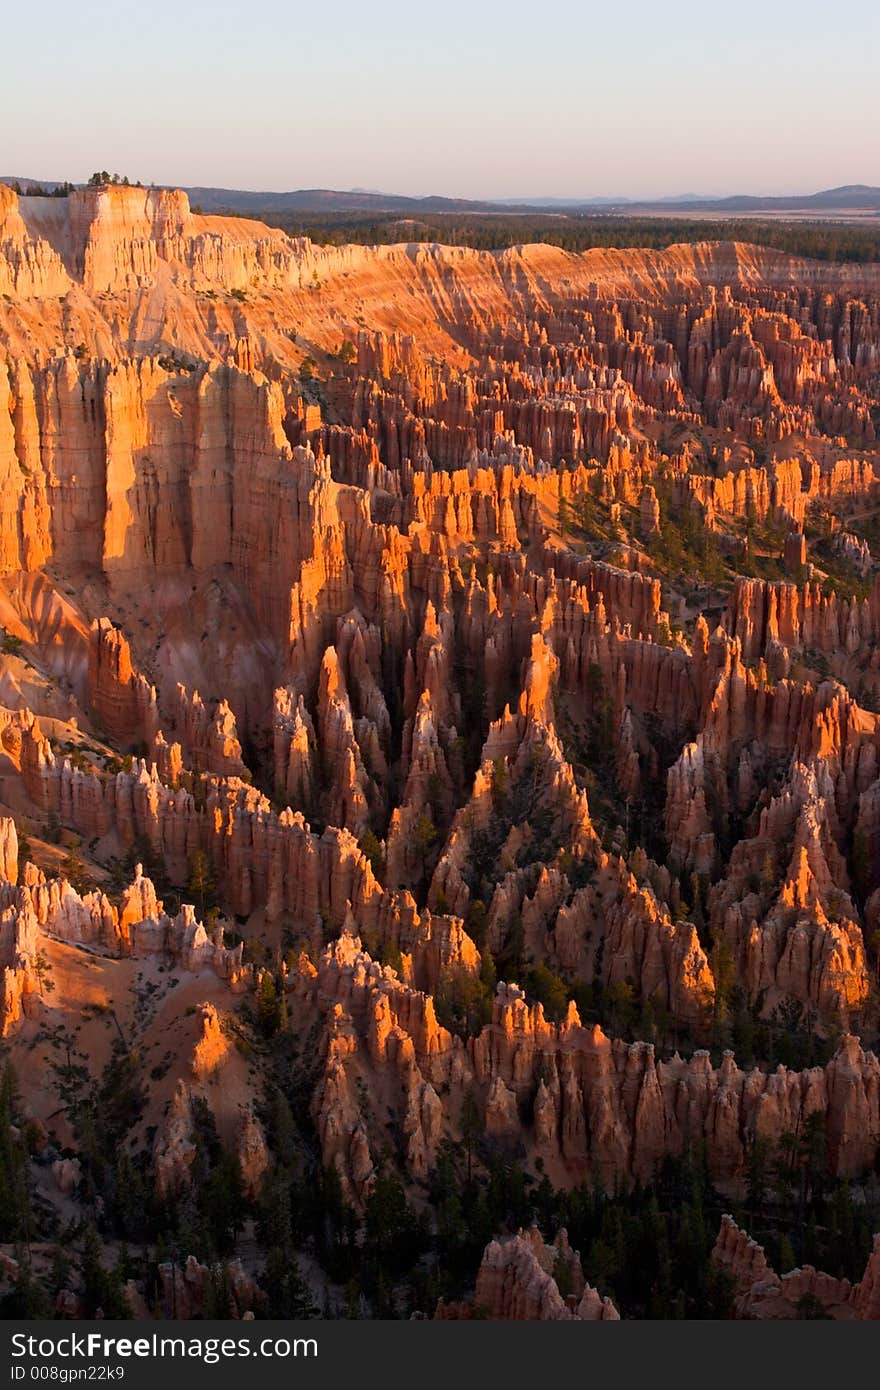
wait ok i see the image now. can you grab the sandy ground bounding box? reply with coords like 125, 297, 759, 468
8, 936, 259, 1156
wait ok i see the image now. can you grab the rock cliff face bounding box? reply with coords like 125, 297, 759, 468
1, 180, 880, 1316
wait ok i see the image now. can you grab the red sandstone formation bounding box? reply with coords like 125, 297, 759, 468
287, 934, 880, 1198
2, 180, 880, 1317
435, 1226, 619, 1320
87, 618, 158, 747
191, 1003, 232, 1078
143, 1256, 263, 1321
713, 1215, 880, 1319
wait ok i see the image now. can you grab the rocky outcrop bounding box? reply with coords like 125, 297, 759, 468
725, 575, 880, 664
173, 685, 247, 779
237, 1109, 269, 1200
150, 1256, 264, 1320
87, 618, 159, 746
0, 851, 251, 1041
436, 1226, 619, 1320
0, 817, 17, 886
293, 934, 880, 1195
153, 1081, 198, 1197
713, 1214, 880, 1319
0, 892, 38, 1036
191, 1003, 231, 1078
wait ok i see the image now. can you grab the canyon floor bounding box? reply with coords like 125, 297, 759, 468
0, 182, 879, 1320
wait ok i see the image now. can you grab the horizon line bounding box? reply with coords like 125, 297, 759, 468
3, 174, 878, 206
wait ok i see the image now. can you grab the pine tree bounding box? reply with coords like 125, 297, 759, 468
256, 971, 281, 1036
460, 1086, 482, 1182
188, 849, 214, 915
262, 1246, 318, 1318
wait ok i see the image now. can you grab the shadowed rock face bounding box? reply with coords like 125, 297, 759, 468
435, 1225, 619, 1320
1, 181, 880, 1316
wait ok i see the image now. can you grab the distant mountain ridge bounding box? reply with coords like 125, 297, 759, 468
2, 177, 879, 217
0, 179, 508, 215
621, 185, 880, 215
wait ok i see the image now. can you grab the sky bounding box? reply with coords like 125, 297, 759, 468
3, 0, 878, 200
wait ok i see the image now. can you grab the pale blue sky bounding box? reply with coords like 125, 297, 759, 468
3, 0, 877, 199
